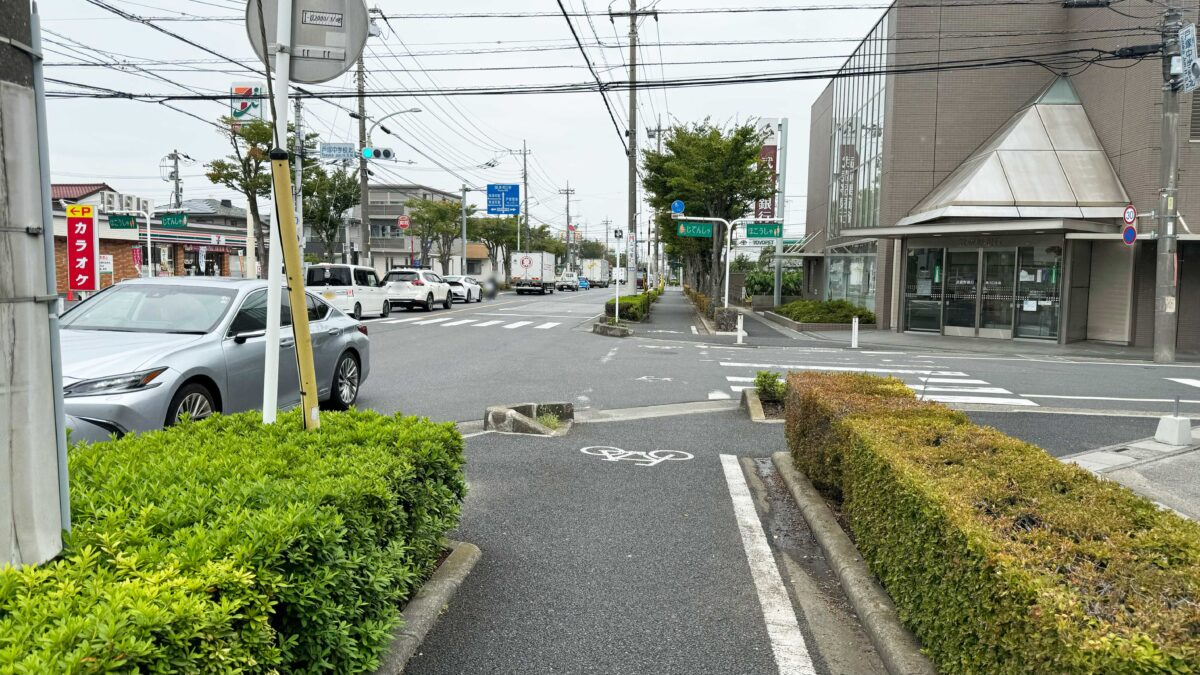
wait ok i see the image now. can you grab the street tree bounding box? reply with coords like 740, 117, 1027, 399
642, 120, 776, 301
304, 165, 359, 261
405, 198, 471, 274
470, 216, 517, 278
579, 239, 608, 259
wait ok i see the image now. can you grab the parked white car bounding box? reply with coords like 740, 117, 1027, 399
305, 263, 390, 319
444, 275, 483, 303
382, 268, 453, 311
556, 272, 580, 292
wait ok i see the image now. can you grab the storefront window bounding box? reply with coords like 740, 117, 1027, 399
825, 242, 876, 310
1015, 245, 1063, 339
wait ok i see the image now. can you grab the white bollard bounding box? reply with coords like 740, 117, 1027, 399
851, 316, 859, 349
737, 313, 744, 345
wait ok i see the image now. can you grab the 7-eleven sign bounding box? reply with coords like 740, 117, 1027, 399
230, 82, 263, 119
66, 204, 99, 291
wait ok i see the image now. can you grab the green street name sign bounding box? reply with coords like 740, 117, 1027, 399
677, 222, 714, 238
108, 214, 138, 230
745, 223, 782, 239
161, 212, 188, 229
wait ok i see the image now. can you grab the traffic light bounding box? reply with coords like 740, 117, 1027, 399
361, 147, 395, 161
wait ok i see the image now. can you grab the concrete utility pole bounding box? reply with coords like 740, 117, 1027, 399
560, 182, 576, 270
461, 184, 469, 275
170, 150, 182, 208
508, 141, 532, 251
1156, 0, 1183, 363
627, 0, 639, 292
294, 98, 305, 253
2, 0, 68, 567
774, 119, 789, 307
356, 55, 370, 267
647, 117, 667, 285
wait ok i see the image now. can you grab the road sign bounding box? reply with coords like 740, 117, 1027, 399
487, 184, 521, 215
66, 205, 98, 291
161, 212, 188, 228
1123, 204, 1137, 225
319, 142, 357, 161
1122, 224, 1138, 246
108, 214, 137, 230
677, 222, 714, 238
246, 0, 370, 84
670, 199, 685, 214
397, 215, 410, 230
1182, 24, 1199, 93
746, 223, 782, 239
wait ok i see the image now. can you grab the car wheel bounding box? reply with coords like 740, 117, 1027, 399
443, 293, 452, 309
165, 382, 216, 426
476, 291, 483, 303
352, 303, 362, 320
326, 351, 360, 410
424, 293, 435, 311
465, 291, 473, 303
381, 301, 391, 318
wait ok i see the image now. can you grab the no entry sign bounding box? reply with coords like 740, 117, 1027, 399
66, 204, 99, 291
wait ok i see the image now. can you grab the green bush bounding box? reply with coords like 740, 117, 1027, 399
786, 372, 1200, 674
605, 293, 652, 322
1, 410, 465, 674
754, 370, 786, 402
774, 298, 874, 324
744, 269, 803, 297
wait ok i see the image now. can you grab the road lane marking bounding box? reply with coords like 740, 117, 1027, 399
720, 455, 817, 675
580, 446, 693, 467
411, 317, 452, 326
473, 320, 504, 327
909, 384, 1013, 394
1167, 378, 1200, 389
720, 362, 967, 377
442, 319, 478, 326
1023, 394, 1200, 404
384, 317, 422, 324
503, 321, 533, 329
601, 346, 620, 363
919, 394, 1038, 406
920, 377, 988, 384
691, 325, 699, 335
708, 390, 732, 400
535, 322, 561, 329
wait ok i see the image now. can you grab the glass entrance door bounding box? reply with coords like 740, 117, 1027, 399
979, 250, 1016, 338
943, 250, 979, 336
904, 248, 944, 332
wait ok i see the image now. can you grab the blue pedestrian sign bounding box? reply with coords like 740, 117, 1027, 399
487, 184, 521, 215
670, 199, 685, 214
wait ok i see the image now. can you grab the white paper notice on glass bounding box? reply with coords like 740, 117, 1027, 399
1023, 300, 1038, 312
917, 278, 932, 295
1019, 270, 1034, 282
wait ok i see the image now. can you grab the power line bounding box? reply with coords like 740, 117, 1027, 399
556, 0, 629, 152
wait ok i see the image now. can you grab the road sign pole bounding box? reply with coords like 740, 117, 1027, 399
262, 0, 293, 424
461, 185, 468, 275
774, 118, 788, 307
1156, 0, 1183, 363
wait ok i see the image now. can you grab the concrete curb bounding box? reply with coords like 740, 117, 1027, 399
373, 540, 482, 675
740, 387, 767, 422
771, 452, 937, 675
592, 322, 633, 338
762, 310, 876, 332
484, 402, 573, 436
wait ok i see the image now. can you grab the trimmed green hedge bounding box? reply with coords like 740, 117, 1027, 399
1, 410, 465, 674
606, 292, 653, 321
786, 372, 1200, 674
744, 269, 802, 296
774, 299, 874, 324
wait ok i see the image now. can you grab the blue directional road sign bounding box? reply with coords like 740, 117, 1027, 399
487, 184, 521, 215
671, 199, 685, 214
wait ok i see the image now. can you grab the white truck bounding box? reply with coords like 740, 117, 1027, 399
510, 251, 556, 295
580, 258, 610, 287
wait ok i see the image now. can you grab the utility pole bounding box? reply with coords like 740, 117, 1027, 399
356, 55, 370, 268
171, 150, 182, 208
508, 141, 532, 251
626, 0, 639, 293
603, 217, 612, 266
775, 119, 789, 307
647, 117, 667, 286
1156, 0, 1183, 362
294, 98, 305, 254
461, 185, 469, 275
560, 182, 576, 271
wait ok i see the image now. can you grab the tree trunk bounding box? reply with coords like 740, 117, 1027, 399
246, 197, 264, 278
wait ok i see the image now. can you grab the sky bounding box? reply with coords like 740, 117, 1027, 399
38, 0, 889, 251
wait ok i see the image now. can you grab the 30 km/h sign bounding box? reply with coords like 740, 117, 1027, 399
1123, 204, 1137, 225
66, 205, 99, 291
745, 223, 782, 239
677, 222, 714, 238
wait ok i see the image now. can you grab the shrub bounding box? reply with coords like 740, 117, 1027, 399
1, 409, 466, 674
536, 413, 561, 430
605, 293, 652, 322
754, 370, 786, 402
743, 269, 803, 297
774, 298, 874, 324
683, 285, 709, 315
786, 372, 1200, 675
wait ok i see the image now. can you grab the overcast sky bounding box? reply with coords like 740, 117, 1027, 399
40, 0, 887, 247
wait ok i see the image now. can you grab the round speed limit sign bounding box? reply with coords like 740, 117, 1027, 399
1123, 204, 1137, 225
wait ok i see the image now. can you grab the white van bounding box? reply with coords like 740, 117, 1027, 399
305, 263, 389, 319
556, 271, 580, 292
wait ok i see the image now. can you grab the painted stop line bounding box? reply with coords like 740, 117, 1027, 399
579, 446, 694, 467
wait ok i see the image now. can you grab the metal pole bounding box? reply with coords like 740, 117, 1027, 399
31, 1, 70, 535
627, 0, 638, 295
1156, 0, 1182, 363
774, 119, 788, 307
263, 0, 292, 424
461, 185, 468, 275
145, 210, 152, 278
616, 236, 622, 321
724, 218, 733, 308
357, 56, 370, 268
294, 98, 305, 253
522, 139, 528, 250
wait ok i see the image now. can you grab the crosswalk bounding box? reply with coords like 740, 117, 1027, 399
373, 315, 563, 331
717, 360, 1038, 407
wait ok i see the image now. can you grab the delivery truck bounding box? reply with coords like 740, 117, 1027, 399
580, 258, 610, 287
510, 251, 556, 294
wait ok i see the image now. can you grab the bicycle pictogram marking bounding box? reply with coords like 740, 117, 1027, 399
579, 446, 694, 467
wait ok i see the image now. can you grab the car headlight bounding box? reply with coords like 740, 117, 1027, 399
64, 367, 168, 398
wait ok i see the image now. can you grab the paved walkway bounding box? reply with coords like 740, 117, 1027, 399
627, 289, 803, 346
1063, 428, 1200, 520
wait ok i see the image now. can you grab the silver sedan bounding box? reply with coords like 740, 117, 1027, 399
61, 278, 370, 442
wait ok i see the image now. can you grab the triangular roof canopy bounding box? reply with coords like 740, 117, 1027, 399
898, 77, 1129, 226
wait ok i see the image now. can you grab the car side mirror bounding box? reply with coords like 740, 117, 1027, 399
232, 329, 266, 344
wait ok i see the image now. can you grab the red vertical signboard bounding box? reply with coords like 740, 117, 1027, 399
66, 204, 99, 291
755, 144, 778, 219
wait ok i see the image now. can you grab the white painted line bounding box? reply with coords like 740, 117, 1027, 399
921, 394, 1038, 406
503, 321, 533, 329
909, 384, 1013, 394
384, 317, 422, 324
601, 346, 620, 364
535, 322, 561, 330
731, 385, 752, 393
411, 317, 452, 326
442, 319, 477, 327
860, 351, 905, 355
1167, 378, 1200, 389
690, 325, 699, 335
727, 376, 757, 383
708, 390, 732, 400
920, 377, 989, 384
720, 362, 968, 377
720, 455, 817, 675
472, 320, 504, 327
1023, 394, 1200, 404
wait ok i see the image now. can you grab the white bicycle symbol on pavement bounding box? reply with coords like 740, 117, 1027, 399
579, 446, 694, 467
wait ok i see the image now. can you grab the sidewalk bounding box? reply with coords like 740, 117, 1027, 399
1064, 430, 1200, 520
625, 289, 805, 346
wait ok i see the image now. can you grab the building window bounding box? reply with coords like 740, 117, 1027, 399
467, 260, 482, 276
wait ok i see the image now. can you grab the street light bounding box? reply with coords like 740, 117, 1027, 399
670, 213, 783, 309
349, 108, 422, 141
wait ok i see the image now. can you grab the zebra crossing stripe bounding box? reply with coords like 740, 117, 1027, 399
719, 362, 968, 377
411, 317, 452, 326
503, 321, 533, 329
909, 384, 1013, 394
919, 394, 1037, 406
473, 320, 504, 327
443, 319, 477, 327
384, 317, 422, 324
1167, 378, 1200, 389
535, 322, 561, 330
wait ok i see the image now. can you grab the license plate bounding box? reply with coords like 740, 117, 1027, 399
323, 292, 334, 300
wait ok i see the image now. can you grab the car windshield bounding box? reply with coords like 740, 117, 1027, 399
383, 271, 419, 283
62, 284, 237, 334
307, 266, 352, 286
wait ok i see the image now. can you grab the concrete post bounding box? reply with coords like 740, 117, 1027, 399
1155, 0, 1183, 363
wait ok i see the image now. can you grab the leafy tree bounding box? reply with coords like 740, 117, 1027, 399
732, 253, 758, 272
642, 120, 776, 300
579, 239, 608, 259
405, 198, 472, 275
470, 216, 518, 278
304, 165, 359, 262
